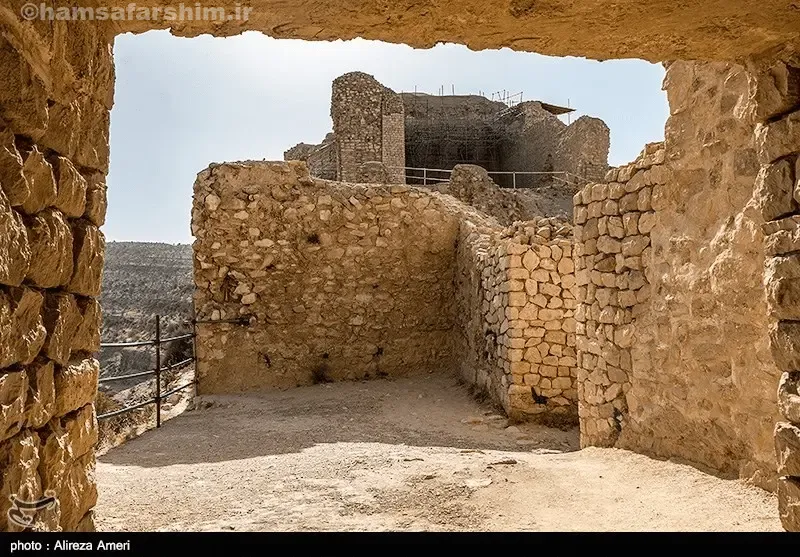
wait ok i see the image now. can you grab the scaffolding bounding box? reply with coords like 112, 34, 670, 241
403, 94, 506, 180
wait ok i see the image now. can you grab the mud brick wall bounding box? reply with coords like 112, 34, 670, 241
331, 72, 405, 184
455, 217, 578, 424
0, 23, 111, 532
749, 54, 800, 530
192, 161, 460, 392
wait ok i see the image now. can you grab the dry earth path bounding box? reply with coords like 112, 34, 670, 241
95, 373, 780, 531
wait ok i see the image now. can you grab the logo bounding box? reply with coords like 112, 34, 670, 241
7, 491, 57, 529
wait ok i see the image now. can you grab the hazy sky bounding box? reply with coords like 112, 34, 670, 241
107, 31, 669, 244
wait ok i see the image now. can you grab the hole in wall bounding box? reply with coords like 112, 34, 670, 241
532, 389, 548, 405
311, 363, 332, 384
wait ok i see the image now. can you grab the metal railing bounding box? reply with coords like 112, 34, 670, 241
397, 166, 590, 188
98, 315, 196, 428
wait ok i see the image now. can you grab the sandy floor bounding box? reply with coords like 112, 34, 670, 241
95, 373, 781, 531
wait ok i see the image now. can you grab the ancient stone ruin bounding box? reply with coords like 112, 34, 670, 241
284, 71, 610, 188
1, 1, 800, 532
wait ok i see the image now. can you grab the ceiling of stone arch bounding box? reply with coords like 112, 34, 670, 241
106, 0, 800, 63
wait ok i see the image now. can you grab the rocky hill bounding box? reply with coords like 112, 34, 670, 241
99, 241, 194, 383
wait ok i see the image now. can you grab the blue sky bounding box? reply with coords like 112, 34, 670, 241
107, 31, 669, 244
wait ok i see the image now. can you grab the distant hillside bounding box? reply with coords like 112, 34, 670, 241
100, 241, 194, 383
101, 241, 194, 341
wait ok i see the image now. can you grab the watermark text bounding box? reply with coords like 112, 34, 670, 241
20, 2, 253, 22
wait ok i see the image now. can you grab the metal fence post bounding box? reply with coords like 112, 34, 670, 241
155, 314, 162, 428
512, 173, 517, 189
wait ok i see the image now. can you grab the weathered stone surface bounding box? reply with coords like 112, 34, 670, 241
60, 452, 97, 531
778, 372, 800, 424
0, 429, 43, 532
19, 148, 57, 215
53, 157, 88, 218
0, 189, 30, 286
767, 278, 800, 320
72, 298, 101, 354
754, 159, 796, 221
39, 405, 98, 530
74, 511, 95, 532
776, 422, 800, 477
53, 359, 98, 418
748, 59, 800, 123
194, 162, 577, 423
25, 208, 74, 288
765, 217, 800, 256
769, 321, 800, 371
0, 127, 28, 206
68, 221, 105, 297
42, 293, 82, 365
24, 359, 55, 430
778, 476, 800, 532
0, 369, 27, 442
0, 287, 46, 369
83, 173, 107, 227
756, 109, 800, 164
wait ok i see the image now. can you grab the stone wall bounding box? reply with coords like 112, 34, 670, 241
748, 53, 800, 530
331, 72, 405, 183
574, 61, 780, 491
439, 165, 548, 225
555, 116, 611, 185
573, 142, 664, 447
192, 160, 460, 391
191, 160, 578, 422
283, 136, 338, 180
291, 76, 609, 189
455, 216, 578, 424
0, 23, 111, 531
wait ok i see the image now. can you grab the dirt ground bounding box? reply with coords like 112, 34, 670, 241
95, 373, 781, 532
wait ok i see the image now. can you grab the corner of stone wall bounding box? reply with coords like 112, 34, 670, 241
0, 24, 111, 532
573, 143, 664, 447
748, 54, 800, 530
455, 215, 578, 426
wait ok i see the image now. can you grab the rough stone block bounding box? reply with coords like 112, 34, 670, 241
25, 359, 55, 430
0, 189, 30, 286
53, 157, 88, 218
0, 369, 27, 442
597, 236, 621, 254
53, 358, 98, 417
68, 220, 105, 296
756, 109, 800, 164
779, 371, 800, 424
767, 278, 800, 319
72, 298, 101, 354
19, 147, 57, 215
0, 127, 28, 206
39, 406, 98, 530
770, 321, 800, 371
0, 38, 48, 139
42, 293, 82, 365
25, 208, 74, 289
59, 452, 97, 531
776, 422, 800, 477
0, 287, 46, 369
748, 60, 800, 123
778, 476, 800, 532
756, 159, 797, 221
0, 430, 42, 532
83, 173, 107, 227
